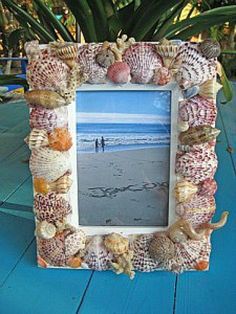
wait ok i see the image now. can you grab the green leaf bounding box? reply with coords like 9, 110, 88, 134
0, 74, 28, 89
87, 0, 109, 41
218, 63, 234, 104
7, 28, 26, 49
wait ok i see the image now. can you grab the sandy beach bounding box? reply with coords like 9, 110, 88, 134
78, 147, 169, 226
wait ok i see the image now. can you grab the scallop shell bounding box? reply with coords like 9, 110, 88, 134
36, 220, 57, 239
132, 234, 159, 272
153, 67, 171, 85
104, 233, 129, 255
29, 148, 70, 182
123, 43, 163, 83
29, 106, 68, 133
179, 125, 220, 146
64, 228, 86, 258
27, 129, 48, 150
34, 174, 72, 194
155, 41, 180, 67
107, 61, 131, 84
34, 192, 71, 224
176, 146, 218, 184
199, 39, 221, 59
179, 96, 217, 127
199, 79, 222, 99
198, 178, 217, 197
83, 236, 112, 271
174, 180, 198, 203
48, 128, 72, 151
77, 44, 107, 83
25, 90, 67, 109
172, 42, 216, 89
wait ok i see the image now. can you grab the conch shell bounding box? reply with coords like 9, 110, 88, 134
25, 90, 67, 109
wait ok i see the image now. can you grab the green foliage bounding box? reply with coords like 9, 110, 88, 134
0, 74, 28, 88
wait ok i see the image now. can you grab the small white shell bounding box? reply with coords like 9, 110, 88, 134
27, 129, 49, 150
36, 221, 56, 240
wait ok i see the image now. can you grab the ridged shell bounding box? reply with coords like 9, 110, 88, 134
155, 42, 180, 67
29, 106, 68, 133
34, 192, 71, 224
29, 148, 70, 182
107, 62, 131, 84
77, 44, 107, 83
199, 79, 222, 99
132, 234, 159, 272
176, 146, 218, 184
153, 67, 171, 85
149, 234, 176, 264
48, 128, 72, 151
25, 90, 67, 109
123, 43, 163, 83
179, 125, 220, 145
36, 220, 56, 239
179, 96, 217, 127
27, 129, 48, 150
64, 228, 86, 258
198, 178, 217, 197
104, 233, 129, 255
34, 174, 72, 195
83, 236, 112, 271
199, 39, 221, 59
172, 43, 216, 89
174, 180, 198, 203
51, 42, 78, 68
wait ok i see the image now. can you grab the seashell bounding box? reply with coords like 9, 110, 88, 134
178, 121, 189, 132
95, 41, 115, 68
155, 40, 180, 67
132, 234, 159, 272
29, 106, 68, 133
24, 40, 41, 62
51, 42, 78, 68
36, 220, 57, 239
176, 146, 218, 184
153, 67, 171, 85
34, 174, 72, 194
104, 233, 129, 255
48, 128, 72, 151
123, 43, 163, 83
66, 256, 82, 268
27, 129, 48, 150
149, 233, 176, 265
179, 125, 220, 145
174, 180, 198, 203
194, 260, 209, 271
64, 228, 86, 258
26, 54, 70, 93
199, 79, 222, 99
198, 178, 217, 197
182, 85, 199, 99
179, 96, 217, 127
172, 42, 216, 89
25, 90, 67, 109
83, 235, 112, 271
77, 44, 107, 83
199, 39, 221, 59
37, 255, 48, 268
107, 61, 131, 84
34, 192, 71, 224
29, 148, 70, 182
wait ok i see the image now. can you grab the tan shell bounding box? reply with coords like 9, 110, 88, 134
199, 79, 222, 99
178, 120, 189, 132
49, 175, 73, 194
36, 220, 57, 239
156, 40, 180, 67
149, 233, 176, 263
104, 233, 129, 255
27, 128, 49, 150
179, 125, 220, 145
25, 90, 67, 109
174, 180, 198, 203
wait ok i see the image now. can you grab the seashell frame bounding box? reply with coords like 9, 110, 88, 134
25, 38, 228, 279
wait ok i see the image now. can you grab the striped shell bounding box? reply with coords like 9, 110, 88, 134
34, 192, 71, 224
179, 125, 220, 145
77, 44, 107, 83
29, 148, 70, 182
172, 43, 216, 89
155, 41, 180, 67
51, 42, 78, 68
123, 43, 163, 83
198, 178, 217, 197
174, 180, 198, 203
48, 128, 72, 151
27, 129, 48, 150
179, 96, 217, 127
132, 234, 159, 272
64, 228, 86, 257
199, 39, 221, 59
25, 90, 67, 109
36, 221, 56, 239
199, 79, 222, 99
34, 174, 72, 195
104, 233, 129, 255
176, 146, 218, 184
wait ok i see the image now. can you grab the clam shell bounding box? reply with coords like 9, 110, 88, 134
34, 192, 71, 224
123, 43, 163, 83
107, 61, 131, 84
199, 79, 222, 99
29, 148, 70, 182
48, 128, 72, 151
155, 42, 180, 64
25, 90, 67, 109
64, 228, 86, 258
36, 220, 57, 239
27, 128, 49, 150
153, 67, 171, 85
179, 125, 220, 145
104, 233, 129, 255
174, 180, 198, 203
179, 96, 217, 127
198, 178, 217, 197
199, 39, 221, 59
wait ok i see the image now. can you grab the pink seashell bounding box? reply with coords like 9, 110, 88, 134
176, 146, 218, 184
29, 106, 68, 133
77, 44, 107, 83
179, 96, 217, 127
198, 178, 217, 197
153, 67, 171, 85
123, 43, 163, 83
107, 62, 131, 84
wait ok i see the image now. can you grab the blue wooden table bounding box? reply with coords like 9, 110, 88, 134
0, 87, 236, 314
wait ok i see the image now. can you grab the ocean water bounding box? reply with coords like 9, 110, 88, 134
77, 123, 170, 153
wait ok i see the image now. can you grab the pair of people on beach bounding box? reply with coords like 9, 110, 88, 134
95, 136, 105, 152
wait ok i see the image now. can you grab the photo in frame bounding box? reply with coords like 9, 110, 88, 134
24, 38, 228, 278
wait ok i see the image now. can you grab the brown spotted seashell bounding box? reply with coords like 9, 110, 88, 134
36, 220, 57, 239
95, 42, 115, 68
107, 61, 131, 84
48, 128, 72, 151
174, 180, 198, 203
104, 233, 129, 255
64, 228, 86, 258
34, 192, 71, 224
29, 148, 70, 182
25, 90, 67, 109
27, 129, 49, 150
179, 96, 217, 127
198, 178, 217, 197
34, 174, 72, 194
149, 233, 176, 264
153, 67, 171, 85
123, 43, 163, 83
179, 125, 220, 146
199, 39, 221, 59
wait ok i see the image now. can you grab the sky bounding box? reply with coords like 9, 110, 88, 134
76, 90, 171, 124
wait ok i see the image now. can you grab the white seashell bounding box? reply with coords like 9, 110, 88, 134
65, 229, 86, 258
36, 220, 56, 240
28, 129, 49, 150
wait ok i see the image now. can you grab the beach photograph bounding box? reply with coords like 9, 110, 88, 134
76, 90, 171, 226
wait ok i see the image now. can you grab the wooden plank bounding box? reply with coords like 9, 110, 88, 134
78, 271, 176, 314
174, 104, 236, 314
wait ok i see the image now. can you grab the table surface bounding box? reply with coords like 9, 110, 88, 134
0, 87, 236, 314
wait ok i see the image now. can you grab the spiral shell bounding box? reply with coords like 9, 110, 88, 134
36, 220, 57, 239
25, 90, 67, 109
34, 174, 72, 194
179, 125, 220, 146
107, 61, 131, 84
199, 39, 221, 59
51, 42, 78, 68
198, 178, 217, 197
48, 128, 72, 151
29, 148, 70, 182
104, 233, 129, 255
64, 228, 86, 258
174, 180, 198, 203
27, 129, 48, 150
123, 43, 163, 83
153, 67, 171, 85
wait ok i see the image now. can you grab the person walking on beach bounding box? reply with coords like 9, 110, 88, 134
101, 136, 105, 152
95, 138, 99, 152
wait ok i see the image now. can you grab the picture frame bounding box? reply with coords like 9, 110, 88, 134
24, 37, 228, 278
